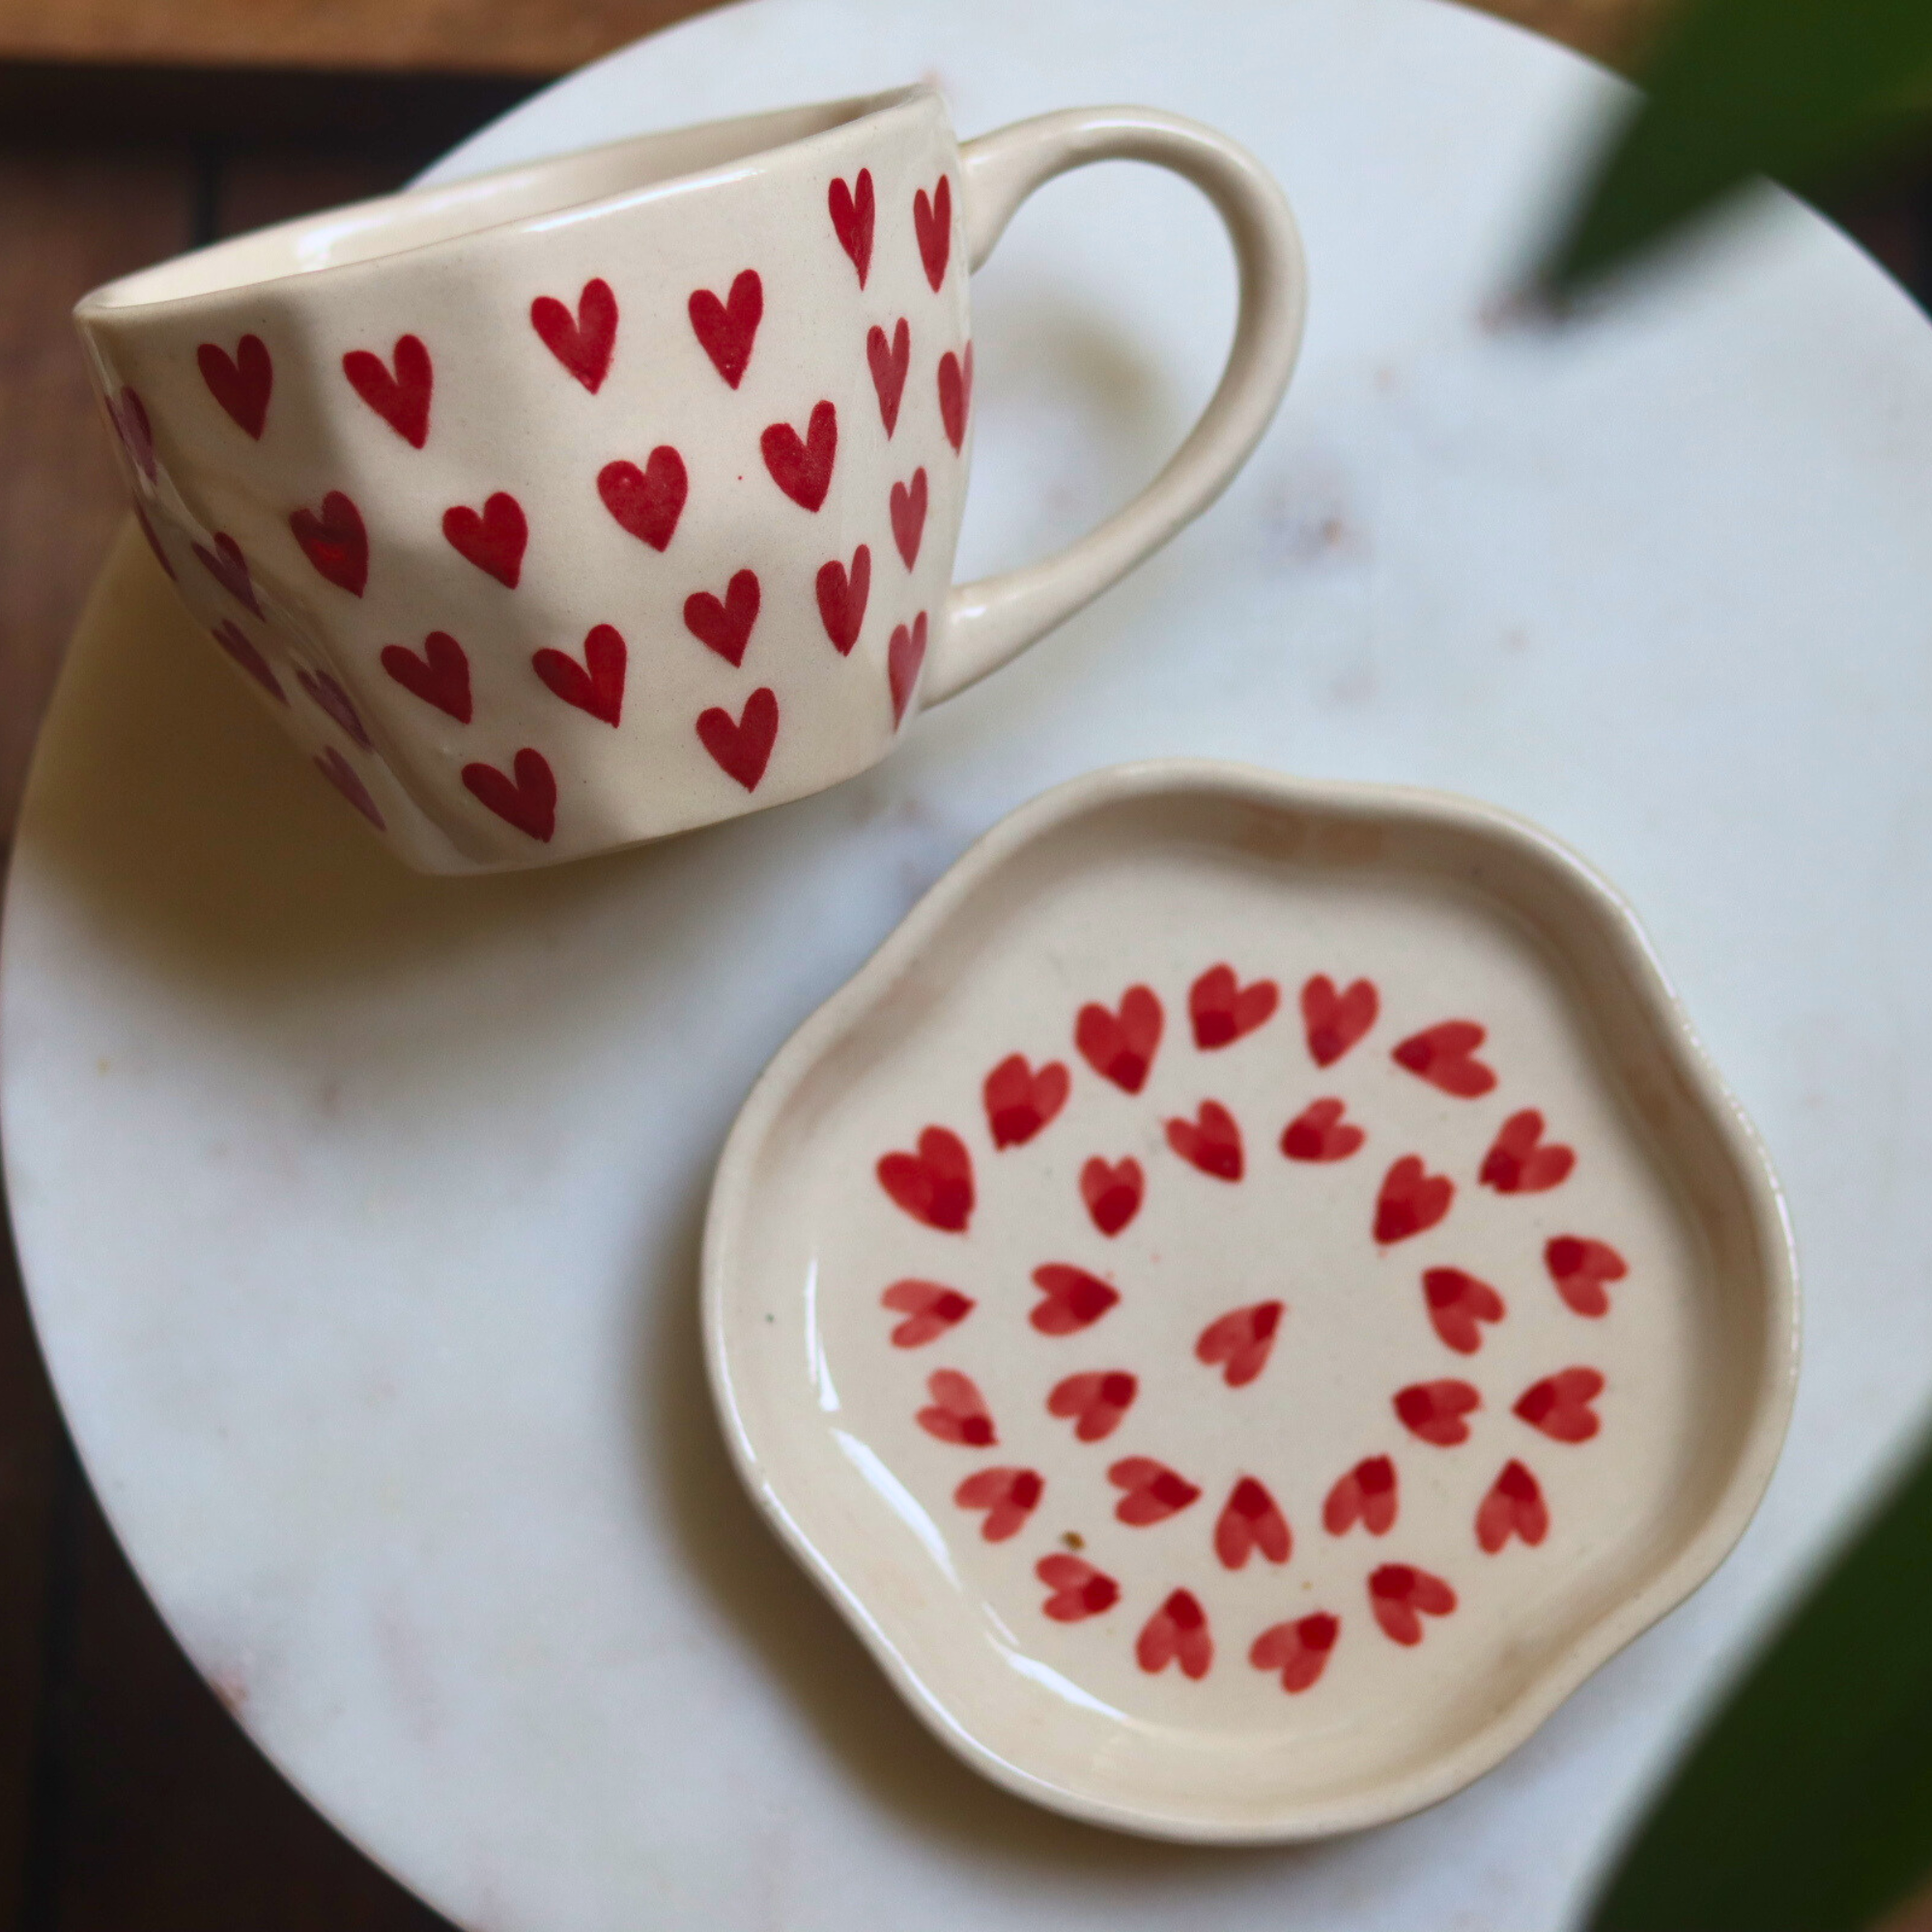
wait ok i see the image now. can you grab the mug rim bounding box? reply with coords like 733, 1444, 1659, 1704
75, 83, 932, 322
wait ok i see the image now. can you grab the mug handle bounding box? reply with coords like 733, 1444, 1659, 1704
923, 106, 1308, 707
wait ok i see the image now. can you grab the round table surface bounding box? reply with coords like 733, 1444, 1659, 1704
9, 0, 1932, 1926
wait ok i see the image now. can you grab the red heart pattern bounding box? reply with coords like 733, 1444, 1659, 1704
135, 504, 176, 579
683, 570, 761, 668
1545, 1236, 1625, 1318
284, 493, 367, 598
762, 401, 838, 511
1195, 1301, 1283, 1388
982, 1054, 1069, 1149
1323, 1456, 1398, 1536
197, 333, 271, 439
890, 468, 927, 570
314, 747, 384, 830
868, 320, 910, 436
442, 492, 527, 588
382, 631, 470, 723
888, 612, 927, 726
192, 530, 261, 613
1515, 1367, 1604, 1442
1110, 1458, 1202, 1527
954, 1466, 1043, 1543
297, 667, 371, 749
1476, 1460, 1548, 1550
1369, 1564, 1457, 1645
1189, 963, 1279, 1049
112, 386, 156, 480
1136, 1588, 1211, 1679
1166, 1100, 1243, 1180
1392, 1020, 1497, 1096
1250, 1612, 1339, 1692
1423, 1267, 1506, 1354
461, 747, 555, 842
1048, 1372, 1138, 1443
828, 170, 875, 288
1037, 1554, 1119, 1622
938, 345, 972, 454
882, 1279, 974, 1349
1080, 1156, 1144, 1237
914, 176, 952, 292
1481, 1110, 1576, 1194
696, 686, 779, 791
1394, 1378, 1481, 1446
211, 620, 284, 702
918, 1369, 997, 1447
688, 270, 762, 389
531, 278, 617, 393
533, 623, 626, 726
1375, 1155, 1454, 1243
1301, 974, 1378, 1066
342, 334, 431, 448
1281, 1096, 1364, 1162
816, 546, 870, 655
1030, 1264, 1120, 1336
1214, 1477, 1290, 1569
598, 448, 687, 552
1076, 985, 1163, 1093
877, 1126, 974, 1233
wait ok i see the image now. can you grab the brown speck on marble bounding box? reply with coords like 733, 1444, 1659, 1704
1064, 1530, 1085, 1551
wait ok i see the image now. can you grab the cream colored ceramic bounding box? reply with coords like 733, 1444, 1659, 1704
703, 760, 1799, 1841
72, 88, 1304, 872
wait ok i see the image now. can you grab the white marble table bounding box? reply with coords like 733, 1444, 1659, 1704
7, 0, 1932, 1925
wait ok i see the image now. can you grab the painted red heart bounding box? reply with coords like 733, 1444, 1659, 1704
1214, 1476, 1291, 1569
683, 570, 760, 668
982, 1053, 1069, 1149
461, 747, 556, 843
111, 386, 156, 480
1080, 1155, 1144, 1236
599, 447, 687, 552
1030, 1264, 1119, 1335
342, 333, 431, 448
696, 686, 779, 791
1545, 1236, 1625, 1318
1481, 1109, 1576, 1194
868, 319, 910, 436
917, 1368, 997, 1447
1369, 1563, 1457, 1645
288, 493, 367, 597
1250, 1612, 1339, 1692
381, 630, 470, 723
442, 492, 526, 588
314, 748, 384, 830
888, 611, 927, 725
1281, 1096, 1365, 1162
762, 401, 838, 511
1075, 984, 1163, 1093
1047, 1371, 1137, 1442
953, 1466, 1042, 1543
890, 468, 928, 570
1195, 1300, 1282, 1387
1188, 963, 1279, 1049
938, 344, 972, 454
192, 530, 261, 613
297, 667, 371, 749
197, 333, 271, 438
534, 623, 626, 726
1136, 1588, 1211, 1679
1477, 1459, 1548, 1550
1323, 1455, 1398, 1536
877, 1125, 973, 1233
531, 277, 617, 393
1375, 1154, 1455, 1243
828, 169, 875, 287
1394, 1378, 1481, 1446
1037, 1553, 1119, 1622
1166, 1100, 1243, 1180
1423, 1267, 1506, 1354
688, 269, 762, 389
914, 175, 952, 291
1300, 974, 1378, 1066
1392, 1019, 1497, 1096
1515, 1366, 1604, 1442
816, 546, 870, 655
881, 1279, 974, 1348
134, 503, 176, 580
211, 620, 283, 703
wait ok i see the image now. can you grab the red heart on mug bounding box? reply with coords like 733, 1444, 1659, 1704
762, 401, 838, 511
442, 491, 526, 588
1300, 974, 1378, 1067
211, 620, 283, 703
342, 333, 431, 448
1036, 1553, 1118, 1622
1046, 1371, 1137, 1442
461, 747, 555, 843
917, 1368, 996, 1447
683, 569, 760, 668
696, 686, 779, 791
531, 277, 617, 393
1477, 1459, 1548, 1551
815, 545, 870, 655
1369, 1563, 1457, 1645
1166, 1100, 1243, 1180
1545, 1236, 1626, 1318
828, 170, 875, 288
314, 747, 384, 830
196, 333, 271, 438
1030, 1264, 1119, 1336
192, 529, 261, 612
599, 447, 687, 552
1110, 1458, 1201, 1527
296, 667, 371, 749
1374, 1155, 1455, 1243
1323, 1455, 1398, 1536
382, 630, 469, 722
868, 319, 909, 435
1075, 985, 1163, 1093
1214, 1476, 1291, 1570
1136, 1588, 1211, 1680
888, 612, 927, 725
534, 623, 626, 726
1189, 963, 1279, 1049
914, 175, 952, 291
938, 344, 973, 453
1394, 1378, 1480, 1446
1392, 1020, 1497, 1096
877, 1126, 973, 1233
688, 270, 762, 389
982, 1053, 1068, 1149
111, 386, 156, 480
890, 467, 927, 570
288, 493, 367, 597
1515, 1367, 1604, 1442
880, 1279, 974, 1349
1195, 1300, 1282, 1388
1079, 1156, 1144, 1237
1481, 1109, 1576, 1194
1422, 1267, 1505, 1354
135, 504, 176, 580
1280, 1096, 1364, 1162
953, 1466, 1042, 1543
1251, 1612, 1339, 1692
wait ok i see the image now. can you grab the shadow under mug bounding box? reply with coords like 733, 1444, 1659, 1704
74, 85, 1306, 872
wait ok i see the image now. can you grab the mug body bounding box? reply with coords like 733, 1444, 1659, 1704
75, 88, 971, 871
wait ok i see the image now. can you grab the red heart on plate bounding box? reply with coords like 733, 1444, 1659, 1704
1108, 1457, 1202, 1526
914, 176, 952, 291
1515, 1366, 1604, 1442
1195, 1300, 1282, 1388
1375, 1155, 1455, 1243
1281, 1096, 1364, 1162
1075, 984, 1163, 1094
1047, 1371, 1137, 1442
828, 170, 875, 287
342, 333, 431, 448
982, 1053, 1069, 1149
688, 269, 762, 389
1423, 1266, 1506, 1354
534, 623, 626, 726
1166, 1099, 1243, 1180
211, 620, 283, 702
1323, 1455, 1397, 1536
938, 344, 973, 454
1136, 1588, 1211, 1680
531, 277, 617, 393
815, 546, 870, 655
1300, 973, 1378, 1066
1545, 1236, 1626, 1318
683, 570, 760, 668
1481, 1109, 1576, 1194
1214, 1476, 1291, 1569
1189, 963, 1279, 1049
1079, 1155, 1144, 1236
288, 493, 367, 597
196, 333, 271, 438
888, 612, 928, 725
916, 1368, 996, 1447
382, 630, 470, 722
867, 319, 910, 436
461, 747, 555, 842
1036, 1553, 1118, 1622
1392, 1019, 1496, 1096
1369, 1563, 1457, 1645
192, 529, 261, 612
296, 667, 371, 748
314, 747, 384, 830
761, 401, 838, 511
599, 446, 687, 552
877, 1126, 974, 1233
1251, 1612, 1340, 1692
1477, 1459, 1548, 1551
880, 1279, 974, 1349
953, 1466, 1042, 1543
111, 385, 156, 480
890, 467, 927, 570
442, 491, 526, 587
696, 686, 779, 791
1394, 1378, 1481, 1446
1030, 1264, 1119, 1335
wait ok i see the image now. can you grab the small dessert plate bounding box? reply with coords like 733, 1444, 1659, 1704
702, 759, 1799, 1842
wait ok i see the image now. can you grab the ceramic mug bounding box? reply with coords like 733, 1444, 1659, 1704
74, 85, 1306, 872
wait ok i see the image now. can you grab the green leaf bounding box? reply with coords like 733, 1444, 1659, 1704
1587, 1429, 1932, 1931
1546, 0, 1932, 293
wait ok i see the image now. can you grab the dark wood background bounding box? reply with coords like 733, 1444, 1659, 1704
0, 7, 1928, 1924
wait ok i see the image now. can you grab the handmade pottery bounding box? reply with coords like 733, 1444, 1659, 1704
704, 760, 1799, 1840
71, 87, 1304, 871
